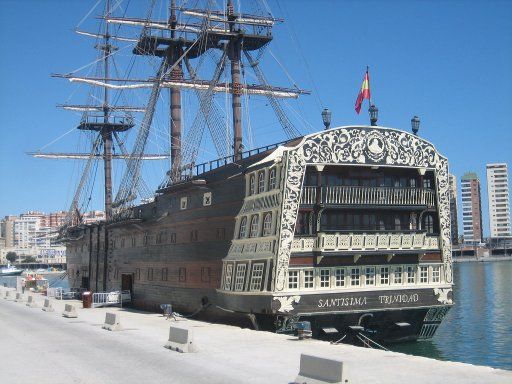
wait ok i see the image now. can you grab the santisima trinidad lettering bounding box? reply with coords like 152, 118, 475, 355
317, 297, 368, 308
378, 293, 419, 304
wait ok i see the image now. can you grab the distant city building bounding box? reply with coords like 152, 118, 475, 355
486, 163, 511, 238
14, 211, 50, 248
82, 210, 106, 224
448, 174, 459, 245
2, 215, 17, 248
460, 172, 483, 244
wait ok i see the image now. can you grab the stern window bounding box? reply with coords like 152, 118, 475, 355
394, 266, 403, 284
288, 270, 299, 289
239, 217, 247, 238
249, 263, 264, 291
320, 269, 331, 288
350, 268, 360, 286
420, 266, 429, 283
263, 213, 273, 236
234, 264, 247, 291
432, 266, 441, 283
303, 270, 314, 289
380, 267, 389, 285
250, 215, 260, 238
224, 264, 233, 290
269, 168, 277, 190
365, 266, 375, 286
335, 268, 345, 287
258, 172, 265, 194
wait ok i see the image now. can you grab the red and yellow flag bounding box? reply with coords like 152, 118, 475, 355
354, 70, 371, 114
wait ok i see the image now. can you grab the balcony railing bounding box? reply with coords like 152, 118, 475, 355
301, 186, 435, 207
291, 232, 440, 253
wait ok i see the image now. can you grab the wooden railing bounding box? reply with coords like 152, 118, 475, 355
301, 186, 435, 206
291, 232, 440, 253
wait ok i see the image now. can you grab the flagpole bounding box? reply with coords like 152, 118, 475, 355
367, 65, 371, 109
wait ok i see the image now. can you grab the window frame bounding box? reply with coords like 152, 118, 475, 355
258, 171, 265, 194
249, 263, 264, 291
303, 269, 315, 289
288, 269, 299, 290
335, 267, 345, 288
319, 268, 331, 288
262, 212, 273, 236
268, 168, 277, 190
249, 174, 256, 196
239, 217, 247, 239
234, 264, 247, 291
224, 264, 233, 290
249, 215, 260, 238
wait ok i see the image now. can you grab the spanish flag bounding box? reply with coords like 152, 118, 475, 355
354, 70, 371, 114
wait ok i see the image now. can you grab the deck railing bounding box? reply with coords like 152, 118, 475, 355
291, 232, 440, 253
301, 186, 435, 206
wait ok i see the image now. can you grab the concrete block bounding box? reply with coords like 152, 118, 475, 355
102, 312, 122, 331
26, 295, 38, 307
14, 293, 25, 303
42, 298, 54, 312
295, 354, 349, 384
4, 290, 13, 299
164, 325, 197, 353
62, 304, 78, 318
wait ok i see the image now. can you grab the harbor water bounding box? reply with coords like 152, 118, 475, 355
1, 262, 510, 370
391, 261, 512, 370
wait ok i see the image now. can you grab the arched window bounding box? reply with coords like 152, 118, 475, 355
268, 168, 277, 190
250, 215, 260, 238
424, 214, 434, 233
258, 172, 265, 193
249, 174, 255, 196
239, 217, 247, 238
263, 213, 272, 236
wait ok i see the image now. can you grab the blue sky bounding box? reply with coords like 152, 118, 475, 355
0, 0, 511, 237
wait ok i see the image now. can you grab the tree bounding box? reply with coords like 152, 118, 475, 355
6, 252, 17, 263
22, 256, 37, 263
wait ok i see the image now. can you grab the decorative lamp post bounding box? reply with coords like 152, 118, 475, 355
369, 104, 378, 126
322, 108, 332, 130
411, 116, 420, 135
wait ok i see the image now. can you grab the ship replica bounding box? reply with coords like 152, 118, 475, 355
40, 0, 453, 343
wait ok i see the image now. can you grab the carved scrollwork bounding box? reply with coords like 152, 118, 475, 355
273, 127, 452, 291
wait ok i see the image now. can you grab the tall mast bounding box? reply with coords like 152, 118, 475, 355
227, 0, 243, 160
169, 0, 182, 181
102, 0, 113, 221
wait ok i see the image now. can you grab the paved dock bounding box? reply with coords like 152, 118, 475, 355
0, 289, 510, 384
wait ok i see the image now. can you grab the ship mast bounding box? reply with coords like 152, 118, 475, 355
227, 0, 243, 160
168, 0, 183, 181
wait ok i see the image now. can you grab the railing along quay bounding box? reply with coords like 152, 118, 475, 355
301, 186, 435, 206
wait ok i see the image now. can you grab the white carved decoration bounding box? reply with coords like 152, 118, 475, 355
338, 235, 350, 249
433, 288, 453, 305
378, 234, 389, 248
273, 295, 301, 313
390, 234, 401, 249
365, 234, 377, 249
413, 233, 424, 248
273, 126, 452, 291
402, 234, 413, 248
352, 235, 364, 249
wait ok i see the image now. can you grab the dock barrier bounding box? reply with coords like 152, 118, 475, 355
15, 293, 24, 303
294, 354, 349, 384
42, 298, 54, 312
4, 290, 13, 300
165, 325, 197, 353
62, 304, 78, 318
26, 295, 37, 308
102, 312, 122, 331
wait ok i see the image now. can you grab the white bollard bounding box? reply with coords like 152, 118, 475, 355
15, 293, 24, 303
42, 298, 55, 312
62, 304, 78, 318
164, 325, 197, 353
26, 295, 37, 308
295, 354, 349, 384
102, 312, 122, 331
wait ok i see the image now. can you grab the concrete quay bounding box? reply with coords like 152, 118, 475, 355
0, 288, 510, 384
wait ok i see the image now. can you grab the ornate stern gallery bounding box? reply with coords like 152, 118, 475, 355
217, 125, 453, 342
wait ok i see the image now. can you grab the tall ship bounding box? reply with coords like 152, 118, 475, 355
39, 0, 453, 342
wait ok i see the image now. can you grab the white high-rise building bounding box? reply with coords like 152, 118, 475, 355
486, 163, 511, 238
